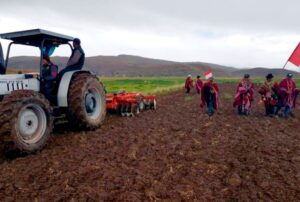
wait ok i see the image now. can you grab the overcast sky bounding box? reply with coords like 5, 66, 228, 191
0, 0, 300, 70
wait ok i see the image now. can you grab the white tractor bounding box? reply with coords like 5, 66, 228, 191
0, 29, 106, 153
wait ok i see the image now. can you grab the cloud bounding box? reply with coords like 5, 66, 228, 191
0, 0, 299, 69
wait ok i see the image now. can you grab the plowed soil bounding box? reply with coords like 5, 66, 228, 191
0, 83, 299, 201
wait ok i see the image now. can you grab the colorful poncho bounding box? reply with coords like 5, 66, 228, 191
233, 79, 254, 109
278, 78, 299, 108
201, 80, 219, 110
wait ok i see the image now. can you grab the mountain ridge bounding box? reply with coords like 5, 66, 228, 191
5, 55, 300, 77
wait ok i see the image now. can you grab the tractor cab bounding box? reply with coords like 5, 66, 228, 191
0, 29, 74, 102
0, 29, 74, 76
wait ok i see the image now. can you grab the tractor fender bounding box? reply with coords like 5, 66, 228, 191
57, 70, 92, 107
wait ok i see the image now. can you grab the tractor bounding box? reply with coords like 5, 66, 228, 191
0, 29, 106, 153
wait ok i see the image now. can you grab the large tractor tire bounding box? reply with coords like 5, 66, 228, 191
67, 73, 106, 129
0, 90, 53, 153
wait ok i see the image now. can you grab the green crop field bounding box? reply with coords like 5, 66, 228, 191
295, 79, 300, 86
100, 77, 300, 95
101, 77, 184, 94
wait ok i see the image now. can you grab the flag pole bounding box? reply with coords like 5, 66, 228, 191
282, 60, 288, 70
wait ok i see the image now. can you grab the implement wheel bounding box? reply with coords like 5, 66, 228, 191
150, 99, 157, 110
131, 104, 140, 116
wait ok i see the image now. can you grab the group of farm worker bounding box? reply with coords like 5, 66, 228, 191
185, 74, 219, 116
184, 73, 299, 117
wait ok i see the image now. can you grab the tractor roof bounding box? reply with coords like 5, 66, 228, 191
0, 29, 74, 47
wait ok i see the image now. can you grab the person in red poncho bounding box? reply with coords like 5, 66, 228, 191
200, 77, 219, 116
185, 75, 194, 93
276, 73, 299, 118
258, 73, 279, 117
195, 75, 203, 94
233, 74, 254, 115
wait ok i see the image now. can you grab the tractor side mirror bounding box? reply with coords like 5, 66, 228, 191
0, 42, 5, 74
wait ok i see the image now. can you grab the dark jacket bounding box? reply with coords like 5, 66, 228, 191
67, 46, 85, 69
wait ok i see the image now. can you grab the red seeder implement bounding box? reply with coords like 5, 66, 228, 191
106, 91, 157, 116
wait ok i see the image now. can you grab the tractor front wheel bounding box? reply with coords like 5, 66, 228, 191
0, 91, 53, 153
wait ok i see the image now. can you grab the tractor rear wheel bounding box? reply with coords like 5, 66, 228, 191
67, 73, 106, 129
0, 90, 53, 153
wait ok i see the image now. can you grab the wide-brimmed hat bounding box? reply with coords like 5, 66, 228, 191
244, 74, 250, 79
266, 73, 274, 79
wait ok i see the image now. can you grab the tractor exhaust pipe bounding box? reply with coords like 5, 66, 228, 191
0, 42, 5, 74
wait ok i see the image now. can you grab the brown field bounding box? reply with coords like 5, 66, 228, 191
0, 83, 299, 201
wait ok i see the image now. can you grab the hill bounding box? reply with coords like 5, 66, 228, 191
5, 55, 300, 77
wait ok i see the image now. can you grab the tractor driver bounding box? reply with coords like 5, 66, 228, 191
41, 48, 58, 104
58, 38, 85, 79
42, 46, 58, 80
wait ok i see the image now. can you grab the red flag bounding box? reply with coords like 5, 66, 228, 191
288, 43, 300, 67
204, 70, 213, 79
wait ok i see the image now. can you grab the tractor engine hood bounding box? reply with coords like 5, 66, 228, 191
0, 74, 40, 95
0, 74, 26, 80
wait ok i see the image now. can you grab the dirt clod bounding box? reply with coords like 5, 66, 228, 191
227, 173, 242, 187
0, 83, 299, 201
